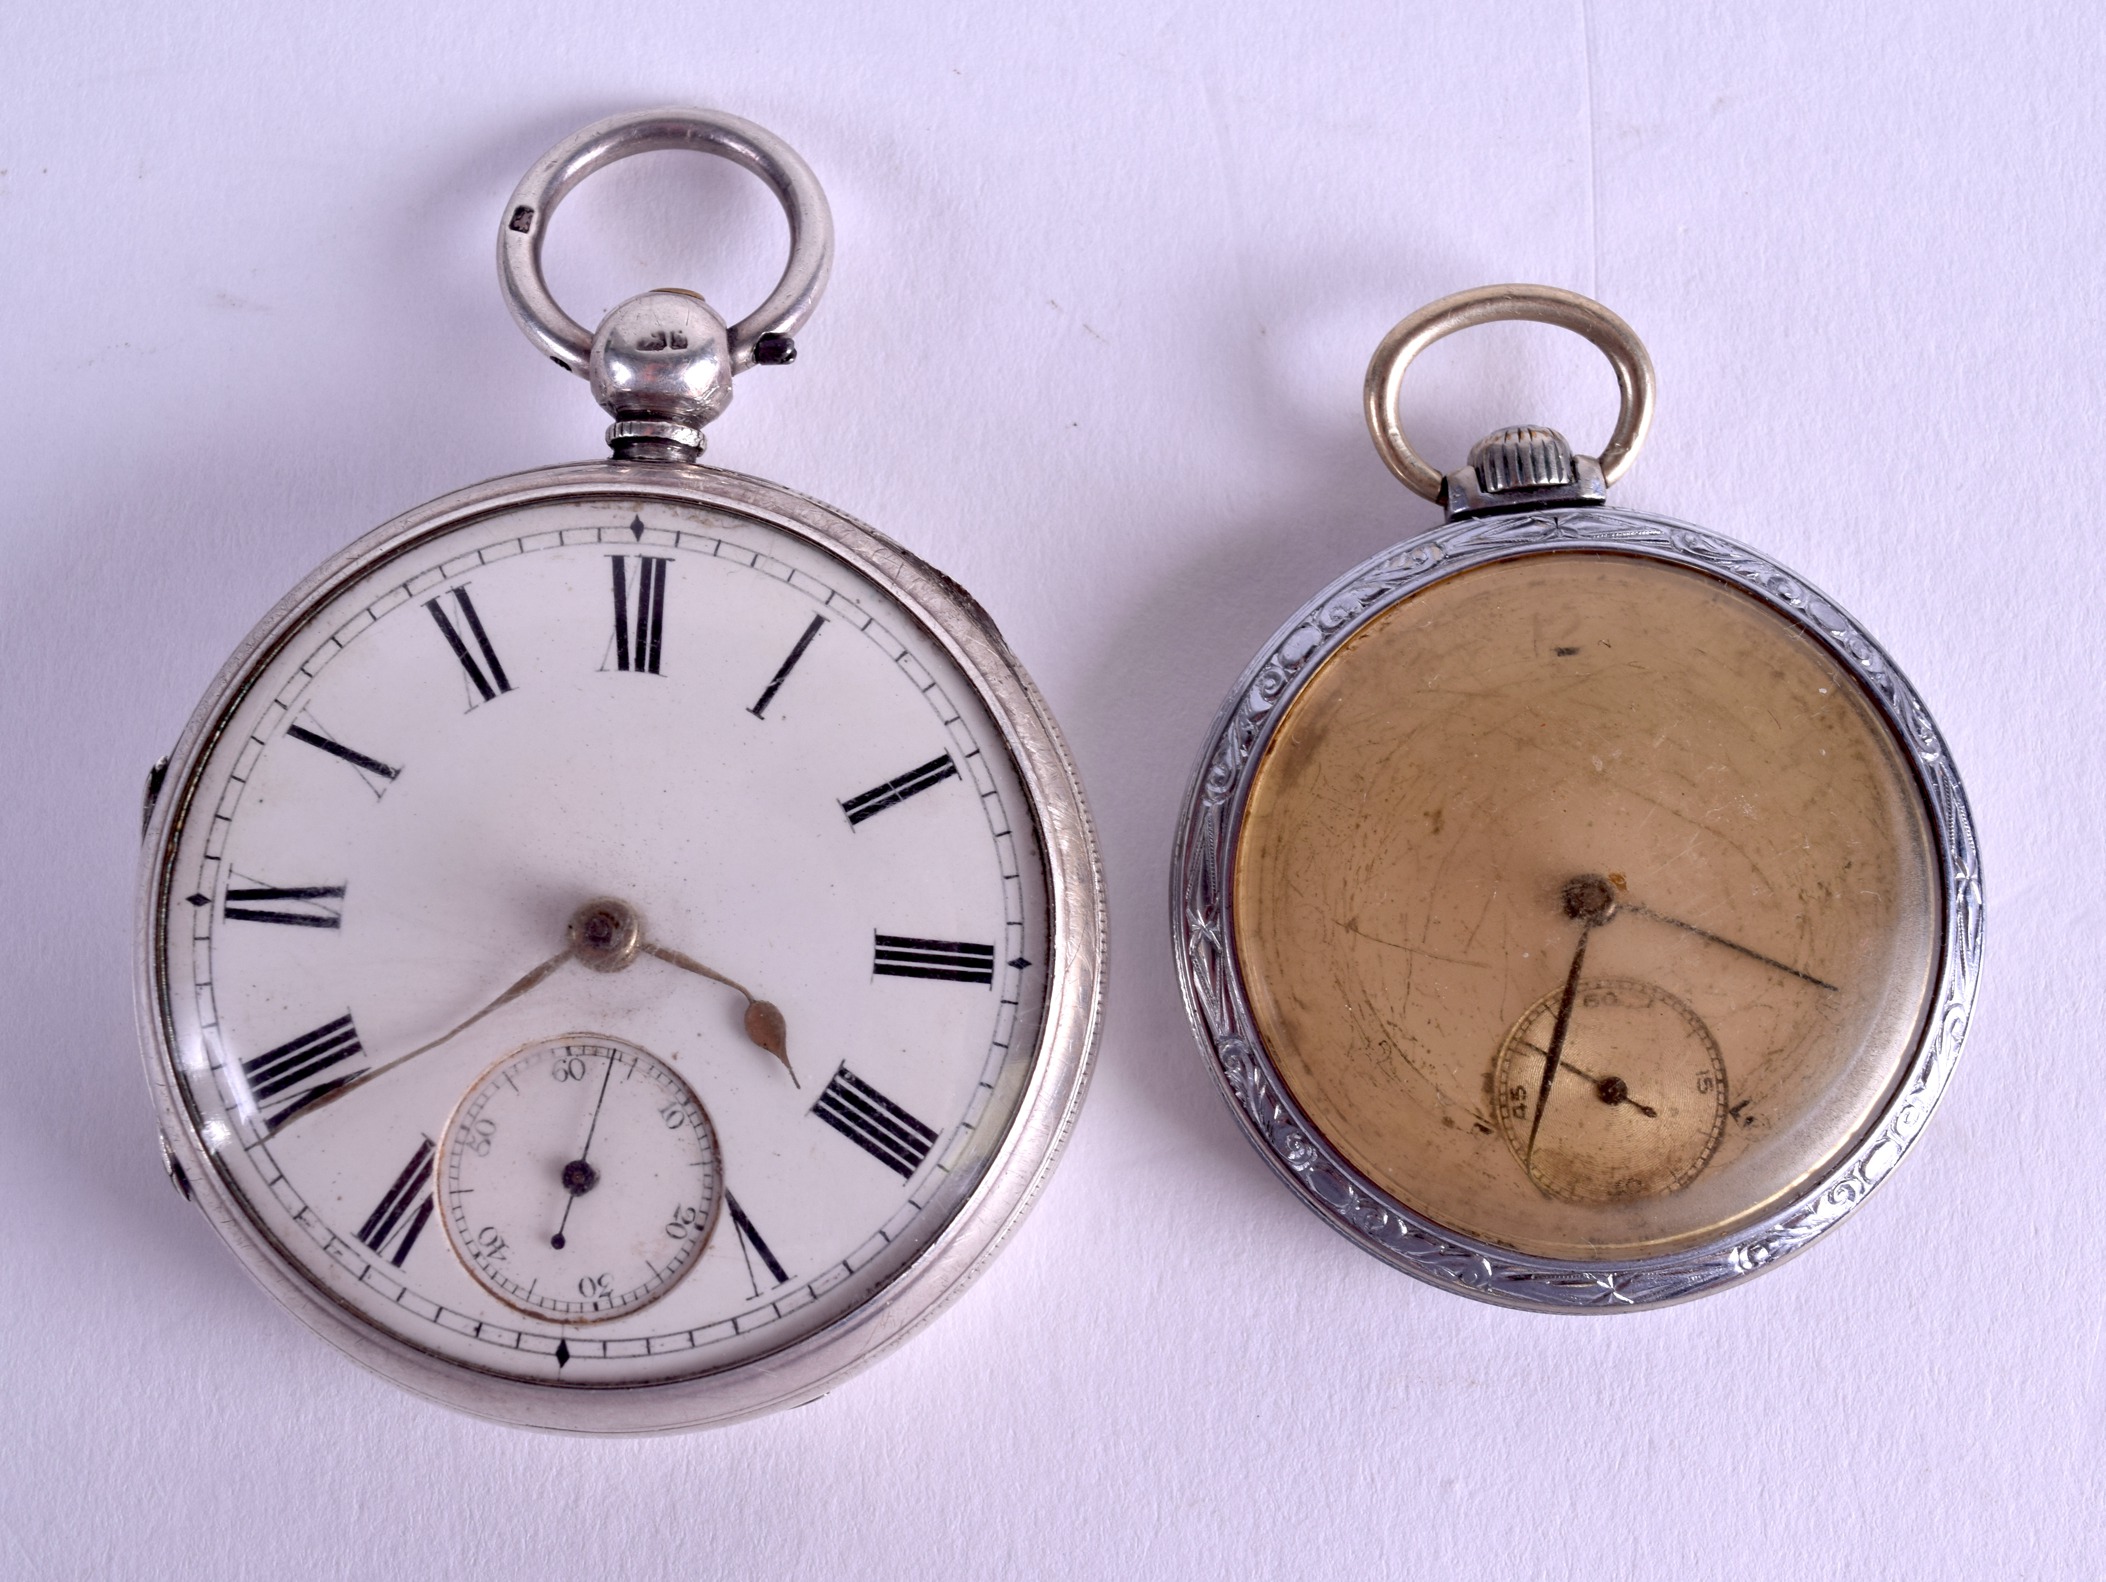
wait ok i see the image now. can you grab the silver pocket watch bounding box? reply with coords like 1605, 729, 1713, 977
137, 107, 1104, 1431
1172, 286, 1980, 1309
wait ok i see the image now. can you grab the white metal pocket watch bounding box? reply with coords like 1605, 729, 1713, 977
1172, 287, 1980, 1309
137, 107, 1103, 1429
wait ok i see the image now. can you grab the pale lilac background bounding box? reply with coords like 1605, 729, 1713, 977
0, 3, 2097, 1577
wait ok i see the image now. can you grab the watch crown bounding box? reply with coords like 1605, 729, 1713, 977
158, 1130, 193, 1202
1446, 425, 1607, 519
1468, 426, 1575, 493
589, 289, 735, 463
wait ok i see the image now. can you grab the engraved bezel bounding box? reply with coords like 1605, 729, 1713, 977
137, 460, 1104, 1428
1170, 507, 1980, 1310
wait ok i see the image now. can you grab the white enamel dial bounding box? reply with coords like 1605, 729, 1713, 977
441, 1035, 722, 1323
147, 487, 1053, 1390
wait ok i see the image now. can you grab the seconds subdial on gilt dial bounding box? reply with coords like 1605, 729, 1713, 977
158, 498, 1051, 1387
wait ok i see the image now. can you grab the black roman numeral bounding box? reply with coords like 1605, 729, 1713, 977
286, 718, 399, 796
873, 933, 995, 985
223, 883, 345, 929
811, 1065, 938, 1179
726, 1192, 790, 1297
749, 614, 825, 717
241, 1012, 366, 1131
840, 753, 959, 827
358, 1137, 436, 1268
610, 555, 669, 674
425, 587, 512, 704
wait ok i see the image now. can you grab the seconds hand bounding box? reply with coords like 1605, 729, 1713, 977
550, 1047, 619, 1251
1524, 875, 1619, 1166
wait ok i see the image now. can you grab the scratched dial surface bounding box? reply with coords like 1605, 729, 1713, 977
1232, 551, 1941, 1261
148, 494, 1049, 1384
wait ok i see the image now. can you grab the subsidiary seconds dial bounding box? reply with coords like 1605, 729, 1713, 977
441, 1036, 723, 1323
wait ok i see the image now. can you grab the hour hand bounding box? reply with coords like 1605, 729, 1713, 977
637, 941, 794, 1085
565, 897, 796, 1084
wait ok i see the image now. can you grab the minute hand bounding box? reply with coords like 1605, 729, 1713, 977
1523, 920, 1596, 1166
278, 945, 575, 1127
640, 942, 796, 1086
1622, 901, 1838, 992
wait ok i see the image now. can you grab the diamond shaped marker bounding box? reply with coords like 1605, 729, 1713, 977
1009, 957, 1031, 970
555, 1339, 570, 1368
628, 517, 646, 541
186, 893, 210, 908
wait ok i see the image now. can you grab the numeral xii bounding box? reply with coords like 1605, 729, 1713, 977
610, 555, 669, 674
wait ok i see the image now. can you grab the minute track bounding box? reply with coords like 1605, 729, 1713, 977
160, 501, 1050, 1392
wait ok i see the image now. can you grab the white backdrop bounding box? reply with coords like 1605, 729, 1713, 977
2, 3, 2098, 1577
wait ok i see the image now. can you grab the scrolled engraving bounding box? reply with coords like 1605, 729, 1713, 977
1170, 505, 1982, 1310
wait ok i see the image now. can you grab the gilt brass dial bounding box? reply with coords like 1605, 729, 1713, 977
1231, 551, 1943, 1263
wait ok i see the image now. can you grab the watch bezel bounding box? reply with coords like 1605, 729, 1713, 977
1170, 505, 1980, 1310
136, 460, 1104, 1429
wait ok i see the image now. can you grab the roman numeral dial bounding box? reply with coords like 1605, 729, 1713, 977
241, 1013, 367, 1132
157, 500, 1056, 1390
425, 586, 512, 704
609, 555, 669, 674
811, 1066, 940, 1178
873, 934, 995, 985
358, 1138, 437, 1268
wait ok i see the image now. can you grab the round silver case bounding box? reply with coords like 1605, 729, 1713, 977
139, 460, 1105, 1428
1170, 506, 1980, 1310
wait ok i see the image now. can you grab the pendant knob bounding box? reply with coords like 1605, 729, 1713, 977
590, 290, 735, 462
